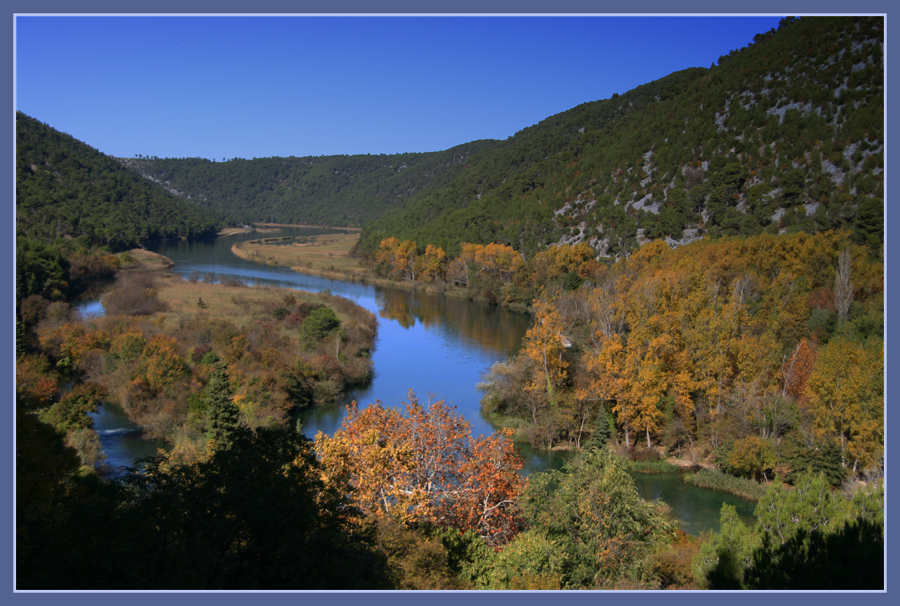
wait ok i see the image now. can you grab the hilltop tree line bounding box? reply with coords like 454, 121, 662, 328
119, 139, 496, 227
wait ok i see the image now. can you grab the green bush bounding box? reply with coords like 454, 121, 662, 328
300, 307, 341, 345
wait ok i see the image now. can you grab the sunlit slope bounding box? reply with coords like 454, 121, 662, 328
360, 16, 883, 258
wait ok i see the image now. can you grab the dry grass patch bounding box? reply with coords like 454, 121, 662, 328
232, 233, 365, 277
153, 273, 332, 333
253, 222, 361, 232
217, 227, 253, 237
119, 249, 175, 272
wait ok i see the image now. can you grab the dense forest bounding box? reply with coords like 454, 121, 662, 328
16, 112, 225, 251
16, 112, 228, 305
118, 139, 497, 226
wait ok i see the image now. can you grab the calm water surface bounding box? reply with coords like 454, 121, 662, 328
85, 227, 757, 533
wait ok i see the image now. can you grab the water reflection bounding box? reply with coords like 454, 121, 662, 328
374, 286, 528, 356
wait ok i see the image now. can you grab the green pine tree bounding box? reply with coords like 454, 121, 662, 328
16, 314, 27, 359
584, 404, 612, 451
204, 361, 240, 451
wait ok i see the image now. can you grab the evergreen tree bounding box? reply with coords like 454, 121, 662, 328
204, 361, 240, 450
16, 314, 27, 359
583, 404, 612, 451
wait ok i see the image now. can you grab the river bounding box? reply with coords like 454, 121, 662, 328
84, 226, 759, 533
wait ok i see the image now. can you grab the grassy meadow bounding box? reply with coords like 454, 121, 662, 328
232, 233, 366, 278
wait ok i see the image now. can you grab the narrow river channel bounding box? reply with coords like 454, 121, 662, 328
84, 227, 759, 533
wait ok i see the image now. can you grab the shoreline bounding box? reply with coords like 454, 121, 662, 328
253, 222, 361, 232
230, 236, 532, 312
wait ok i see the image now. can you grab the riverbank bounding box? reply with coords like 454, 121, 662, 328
231, 234, 532, 312
34, 249, 379, 467
254, 222, 362, 232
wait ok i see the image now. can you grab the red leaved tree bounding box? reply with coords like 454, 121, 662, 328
315, 391, 526, 547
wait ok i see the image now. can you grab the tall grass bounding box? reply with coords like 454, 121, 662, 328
624, 459, 681, 474
682, 468, 767, 500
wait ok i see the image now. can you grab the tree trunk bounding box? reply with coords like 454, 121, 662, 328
576, 415, 587, 449
835, 248, 853, 326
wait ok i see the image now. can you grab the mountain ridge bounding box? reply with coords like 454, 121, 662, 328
86, 16, 884, 261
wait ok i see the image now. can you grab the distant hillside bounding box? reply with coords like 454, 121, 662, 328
360, 16, 883, 258
114, 16, 883, 261
16, 112, 225, 251
118, 139, 498, 227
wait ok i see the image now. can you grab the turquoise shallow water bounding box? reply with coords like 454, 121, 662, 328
626, 469, 758, 535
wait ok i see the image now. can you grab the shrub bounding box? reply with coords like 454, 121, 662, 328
65, 427, 106, 469
651, 531, 700, 589
191, 344, 213, 364
782, 438, 847, 487
273, 307, 289, 320
301, 307, 341, 345
111, 331, 146, 362
39, 382, 106, 433
102, 275, 167, 316
728, 436, 777, 482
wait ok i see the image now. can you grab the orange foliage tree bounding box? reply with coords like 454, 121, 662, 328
520, 293, 569, 414
804, 338, 883, 472
415, 244, 448, 283
315, 391, 526, 547
781, 338, 818, 403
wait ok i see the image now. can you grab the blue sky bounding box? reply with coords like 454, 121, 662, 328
15, 15, 785, 160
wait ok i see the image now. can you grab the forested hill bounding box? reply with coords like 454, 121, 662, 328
359, 16, 883, 258
16, 112, 226, 251
118, 139, 498, 227
113, 17, 883, 261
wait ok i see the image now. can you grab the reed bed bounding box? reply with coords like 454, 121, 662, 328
682, 468, 768, 500
624, 459, 681, 474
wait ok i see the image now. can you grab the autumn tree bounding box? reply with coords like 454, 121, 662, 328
415, 244, 447, 283
519, 293, 570, 447
781, 338, 817, 402
528, 243, 599, 289
834, 247, 853, 326
315, 392, 526, 547
804, 337, 883, 472
374, 237, 400, 277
